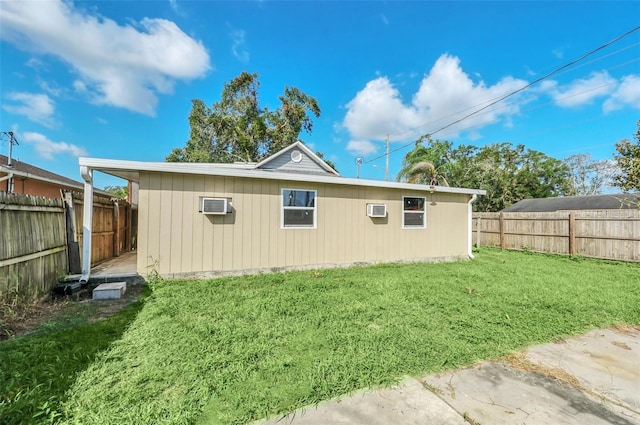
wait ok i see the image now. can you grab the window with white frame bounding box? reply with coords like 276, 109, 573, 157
403, 196, 426, 228
282, 189, 316, 228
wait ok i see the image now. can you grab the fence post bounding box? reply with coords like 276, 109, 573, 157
476, 215, 481, 247
569, 212, 576, 256
499, 212, 505, 249
63, 190, 81, 273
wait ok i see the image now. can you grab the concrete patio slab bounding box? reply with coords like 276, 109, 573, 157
525, 327, 640, 414
254, 327, 640, 425
258, 378, 466, 425
423, 360, 639, 425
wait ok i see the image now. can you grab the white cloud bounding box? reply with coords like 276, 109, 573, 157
603, 75, 640, 113
342, 54, 528, 155
546, 71, 616, 108
347, 140, 378, 156
0, 0, 210, 116
2, 92, 55, 127
169, 0, 178, 13
21, 131, 87, 159
230, 29, 249, 63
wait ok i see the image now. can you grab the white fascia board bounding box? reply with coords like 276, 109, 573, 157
78, 157, 487, 196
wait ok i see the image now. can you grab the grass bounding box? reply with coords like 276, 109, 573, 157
0, 290, 149, 424
1, 249, 638, 425
55, 249, 640, 425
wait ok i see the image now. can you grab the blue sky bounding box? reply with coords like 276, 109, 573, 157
1, 0, 639, 189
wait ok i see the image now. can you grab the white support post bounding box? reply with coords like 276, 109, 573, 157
80, 166, 93, 282
468, 194, 477, 259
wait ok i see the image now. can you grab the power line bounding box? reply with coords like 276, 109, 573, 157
362, 25, 640, 165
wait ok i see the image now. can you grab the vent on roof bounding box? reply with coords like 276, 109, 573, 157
200, 197, 231, 215
366, 203, 387, 218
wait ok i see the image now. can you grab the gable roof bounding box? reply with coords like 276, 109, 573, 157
502, 194, 640, 212
255, 141, 339, 176
1, 154, 112, 197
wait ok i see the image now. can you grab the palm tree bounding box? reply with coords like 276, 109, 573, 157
396, 139, 450, 186
401, 161, 449, 186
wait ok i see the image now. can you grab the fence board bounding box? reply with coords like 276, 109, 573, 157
473, 209, 640, 262
0, 192, 68, 301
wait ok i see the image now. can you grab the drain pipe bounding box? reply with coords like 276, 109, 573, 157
80, 165, 93, 283
0, 172, 13, 183
468, 194, 478, 259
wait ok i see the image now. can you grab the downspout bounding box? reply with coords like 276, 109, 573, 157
80, 165, 93, 283
468, 194, 477, 259
0, 172, 14, 193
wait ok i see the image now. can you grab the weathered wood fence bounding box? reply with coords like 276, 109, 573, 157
1, 191, 134, 302
0, 192, 68, 300
473, 210, 640, 262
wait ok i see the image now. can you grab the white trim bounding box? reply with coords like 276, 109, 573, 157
402, 195, 427, 229
255, 141, 338, 175
80, 165, 93, 283
468, 194, 478, 259
78, 157, 486, 196
281, 188, 317, 229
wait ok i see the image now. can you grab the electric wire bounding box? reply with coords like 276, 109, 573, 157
361, 25, 640, 165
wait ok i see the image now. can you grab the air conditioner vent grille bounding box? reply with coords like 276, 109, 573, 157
367, 203, 387, 218
201, 197, 230, 215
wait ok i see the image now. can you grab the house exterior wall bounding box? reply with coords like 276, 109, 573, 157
137, 171, 471, 276
0, 173, 69, 198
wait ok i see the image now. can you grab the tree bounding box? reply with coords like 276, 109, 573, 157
396, 136, 452, 186
397, 138, 571, 211
612, 120, 640, 193
563, 154, 616, 196
166, 72, 321, 163
104, 185, 128, 198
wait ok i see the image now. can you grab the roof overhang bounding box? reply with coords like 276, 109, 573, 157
78, 157, 487, 196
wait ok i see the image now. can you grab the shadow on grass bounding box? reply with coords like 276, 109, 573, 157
0, 285, 151, 425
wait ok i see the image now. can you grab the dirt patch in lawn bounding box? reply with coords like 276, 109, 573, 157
1, 283, 145, 341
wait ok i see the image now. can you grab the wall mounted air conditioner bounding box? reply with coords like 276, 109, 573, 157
366, 203, 387, 218
200, 197, 231, 215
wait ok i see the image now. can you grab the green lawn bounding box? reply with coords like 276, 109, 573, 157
2, 249, 639, 425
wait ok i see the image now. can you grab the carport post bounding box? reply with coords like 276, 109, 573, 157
80, 165, 93, 282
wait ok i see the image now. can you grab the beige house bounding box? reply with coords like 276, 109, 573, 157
78, 142, 485, 280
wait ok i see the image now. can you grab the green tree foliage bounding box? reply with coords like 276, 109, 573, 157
104, 185, 128, 199
612, 120, 640, 193
397, 137, 571, 211
166, 72, 321, 163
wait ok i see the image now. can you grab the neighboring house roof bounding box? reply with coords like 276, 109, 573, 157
502, 194, 640, 212
79, 143, 486, 195
1, 154, 112, 197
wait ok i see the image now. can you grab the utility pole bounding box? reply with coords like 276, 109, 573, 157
385, 134, 389, 181
2, 131, 18, 193
356, 157, 363, 178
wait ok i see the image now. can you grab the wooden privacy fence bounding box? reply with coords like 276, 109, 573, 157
473, 210, 640, 262
1, 191, 134, 301
64, 191, 133, 272
0, 192, 68, 300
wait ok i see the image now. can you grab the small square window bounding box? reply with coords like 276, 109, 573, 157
403, 196, 426, 228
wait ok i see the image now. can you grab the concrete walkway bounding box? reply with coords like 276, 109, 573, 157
258, 326, 640, 425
